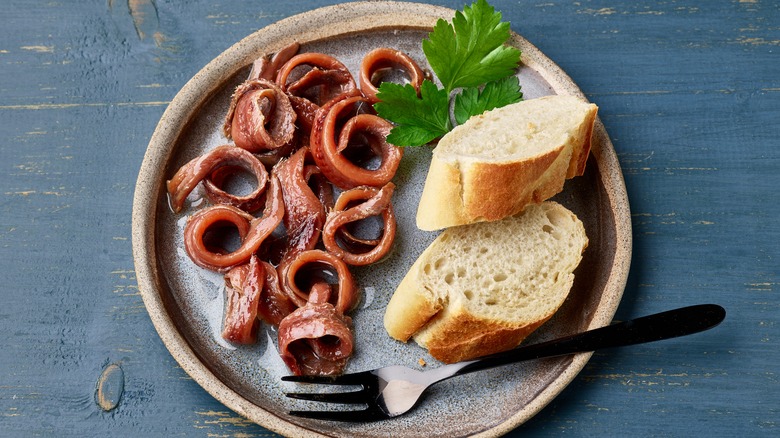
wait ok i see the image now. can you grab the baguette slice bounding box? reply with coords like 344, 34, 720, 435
384, 201, 588, 364
416, 95, 598, 231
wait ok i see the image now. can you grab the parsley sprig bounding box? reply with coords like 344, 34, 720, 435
375, 0, 522, 147
374, 81, 451, 147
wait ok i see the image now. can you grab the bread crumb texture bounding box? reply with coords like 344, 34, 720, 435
419, 202, 587, 324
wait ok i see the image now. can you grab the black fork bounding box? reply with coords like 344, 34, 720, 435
282, 304, 726, 422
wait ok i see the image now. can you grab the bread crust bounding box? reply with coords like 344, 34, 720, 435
567, 106, 597, 178
415, 156, 469, 231
419, 316, 546, 364
383, 248, 441, 342
413, 275, 575, 363
464, 146, 565, 222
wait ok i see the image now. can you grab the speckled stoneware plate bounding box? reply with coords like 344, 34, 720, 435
132, 2, 631, 437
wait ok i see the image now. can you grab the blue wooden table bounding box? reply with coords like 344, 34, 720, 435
1, 0, 778, 436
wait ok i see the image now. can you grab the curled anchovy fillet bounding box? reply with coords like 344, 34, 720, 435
311, 94, 402, 189
287, 94, 319, 138
183, 176, 284, 272
359, 47, 425, 102
224, 79, 297, 153
256, 260, 297, 327
279, 249, 357, 314
221, 255, 264, 344
166, 145, 269, 213
201, 165, 266, 213
276, 52, 357, 108
323, 183, 396, 266
302, 163, 334, 212
275, 147, 327, 261
248, 42, 301, 81
277, 302, 354, 376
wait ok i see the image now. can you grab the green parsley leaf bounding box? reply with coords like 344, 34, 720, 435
454, 76, 523, 125
423, 0, 521, 93
374, 80, 452, 147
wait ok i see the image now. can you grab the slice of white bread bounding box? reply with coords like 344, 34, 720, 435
384, 201, 588, 363
416, 95, 598, 231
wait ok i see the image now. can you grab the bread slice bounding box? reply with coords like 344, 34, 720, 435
384, 201, 588, 363
416, 95, 598, 231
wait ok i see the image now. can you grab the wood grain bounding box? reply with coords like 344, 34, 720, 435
1, 0, 777, 436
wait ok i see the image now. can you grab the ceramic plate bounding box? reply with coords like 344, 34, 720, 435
132, 2, 631, 437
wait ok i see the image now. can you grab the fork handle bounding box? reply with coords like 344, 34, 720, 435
451, 304, 726, 378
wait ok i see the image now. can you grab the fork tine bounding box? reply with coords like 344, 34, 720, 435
288, 408, 386, 422
281, 375, 336, 384
281, 371, 370, 386
286, 389, 368, 404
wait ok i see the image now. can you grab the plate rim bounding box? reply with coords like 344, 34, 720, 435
131, 2, 632, 437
